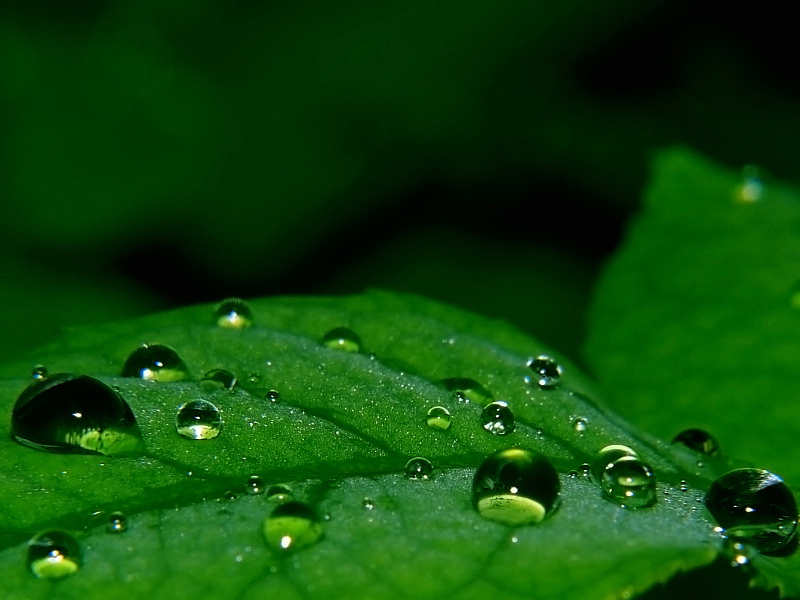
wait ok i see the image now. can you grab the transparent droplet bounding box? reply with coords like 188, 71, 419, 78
425, 406, 452, 430
11, 373, 142, 456
405, 457, 433, 480
246, 475, 265, 495
321, 327, 362, 353
121, 344, 189, 382
572, 417, 588, 433
200, 369, 237, 391
27, 530, 81, 579
600, 456, 657, 509
107, 511, 128, 533
175, 400, 222, 440
481, 401, 515, 436
580, 462, 591, 477
672, 428, 720, 457
263, 501, 323, 553
362, 498, 375, 510
525, 355, 562, 388
214, 298, 253, 330
266, 483, 294, 504
440, 378, 494, 404
266, 390, 281, 403
591, 444, 639, 479
705, 468, 798, 554
733, 165, 766, 203
680, 480, 689, 492
31, 365, 48, 380
473, 448, 560, 526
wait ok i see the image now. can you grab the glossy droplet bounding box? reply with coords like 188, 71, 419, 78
591, 444, 638, 479
107, 512, 128, 533
405, 457, 433, 480
526, 355, 562, 388
733, 165, 766, 203
481, 401, 515, 436
441, 378, 493, 404
11, 373, 142, 456
200, 369, 237, 391
266, 390, 281, 403
263, 501, 323, 553
600, 456, 657, 509
472, 448, 560, 526
27, 530, 81, 579
705, 468, 798, 554
31, 365, 48, 380
572, 417, 588, 433
121, 344, 189, 382
321, 327, 362, 352
426, 406, 452, 430
246, 475, 265, 495
214, 298, 253, 330
672, 428, 720, 457
362, 498, 375, 510
175, 400, 222, 440
267, 483, 294, 503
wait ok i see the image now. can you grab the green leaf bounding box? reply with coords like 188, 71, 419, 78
586, 147, 800, 596
0, 291, 756, 598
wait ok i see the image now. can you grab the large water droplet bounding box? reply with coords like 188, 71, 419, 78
426, 406, 452, 430
121, 344, 189, 381
599, 456, 657, 508
441, 378, 493, 404
27, 530, 81, 579
11, 374, 142, 456
107, 512, 128, 533
214, 298, 253, 330
672, 428, 720, 457
472, 448, 560, 526
525, 355, 562, 388
705, 468, 798, 554
200, 369, 237, 391
405, 457, 434, 480
267, 483, 295, 503
321, 327, 362, 352
481, 401, 515, 435
175, 400, 222, 440
263, 501, 323, 553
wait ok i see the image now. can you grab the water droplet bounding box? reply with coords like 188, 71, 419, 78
11, 373, 142, 456
27, 530, 81, 579
362, 498, 375, 510
266, 483, 294, 503
107, 512, 128, 533
441, 378, 493, 404
481, 401, 516, 436
121, 344, 189, 382
591, 444, 638, 479
263, 501, 323, 553
580, 463, 591, 477
405, 457, 433, 480
672, 428, 720, 457
568, 470, 579, 478
599, 456, 657, 508
425, 406, 452, 430
200, 369, 237, 391
214, 298, 253, 330
266, 390, 281, 403
525, 355, 562, 388
224, 491, 238, 501
321, 327, 362, 352
472, 448, 560, 526
680, 480, 689, 492
572, 417, 588, 433
31, 365, 48, 380
175, 400, 222, 440
246, 475, 265, 495
705, 468, 798, 554
733, 165, 766, 203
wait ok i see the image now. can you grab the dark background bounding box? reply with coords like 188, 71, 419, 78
1, 2, 797, 596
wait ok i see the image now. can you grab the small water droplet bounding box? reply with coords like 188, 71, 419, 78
224, 491, 238, 501
245, 475, 265, 495
568, 470, 579, 478
405, 457, 433, 480
121, 344, 189, 381
580, 462, 591, 477
705, 468, 798, 554
599, 456, 657, 508
473, 448, 560, 526
441, 378, 494, 404
266, 390, 281, 403
525, 355, 562, 388
266, 483, 294, 503
672, 428, 720, 457
27, 530, 81, 579
11, 373, 142, 456
107, 512, 128, 533
175, 400, 222, 440
200, 369, 237, 391
481, 401, 516, 436
31, 365, 48, 380
680, 480, 689, 492
263, 501, 323, 553
572, 417, 588, 433
425, 405, 452, 430
362, 498, 375, 510
733, 165, 766, 203
321, 327, 362, 352
214, 298, 253, 330
591, 444, 638, 479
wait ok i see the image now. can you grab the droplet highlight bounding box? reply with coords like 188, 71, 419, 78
526, 355, 562, 388
425, 406, 452, 430
121, 344, 189, 382
481, 401, 515, 436
405, 457, 433, 480
672, 428, 720, 457
214, 298, 253, 330
321, 327, 362, 352
175, 400, 223, 440
27, 530, 81, 579
599, 455, 657, 509
263, 501, 323, 553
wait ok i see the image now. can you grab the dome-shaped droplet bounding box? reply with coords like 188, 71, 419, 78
214, 298, 253, 330
27, 530, 81, 579
266, 483, 294, 503
472, 448, 560, 526
705, 468, 798, 554
405, 457, 434, 480
246, 475, 265, 495
440, 378, 493, 404
526, 355, 562, 388
591, 444, 639, 479
600, 456, 657, 508
11, 373, 142, 456
426, 406, 452, 430
266, 390, 281, 403
572, 417, 588, 433
321, 327, 362, 352
31, 365, 48, 380
107, 511, 128, 533
263, 501, 323, 553
200, 369, 237, 391
481, 401, 515, 436
121, 344, 189, 382
175, 400, 222, 440
672, 428, 720, 457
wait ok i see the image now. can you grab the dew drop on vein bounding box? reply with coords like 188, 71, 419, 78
263, 501, 323, 553
121, 344, 189, 382
321, 327, 362, 352
481, 401, 515, 435
175, 400, 223, 440
214, 298, 253, 330
27, 530, 81, 579
525, 355, 562, 388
